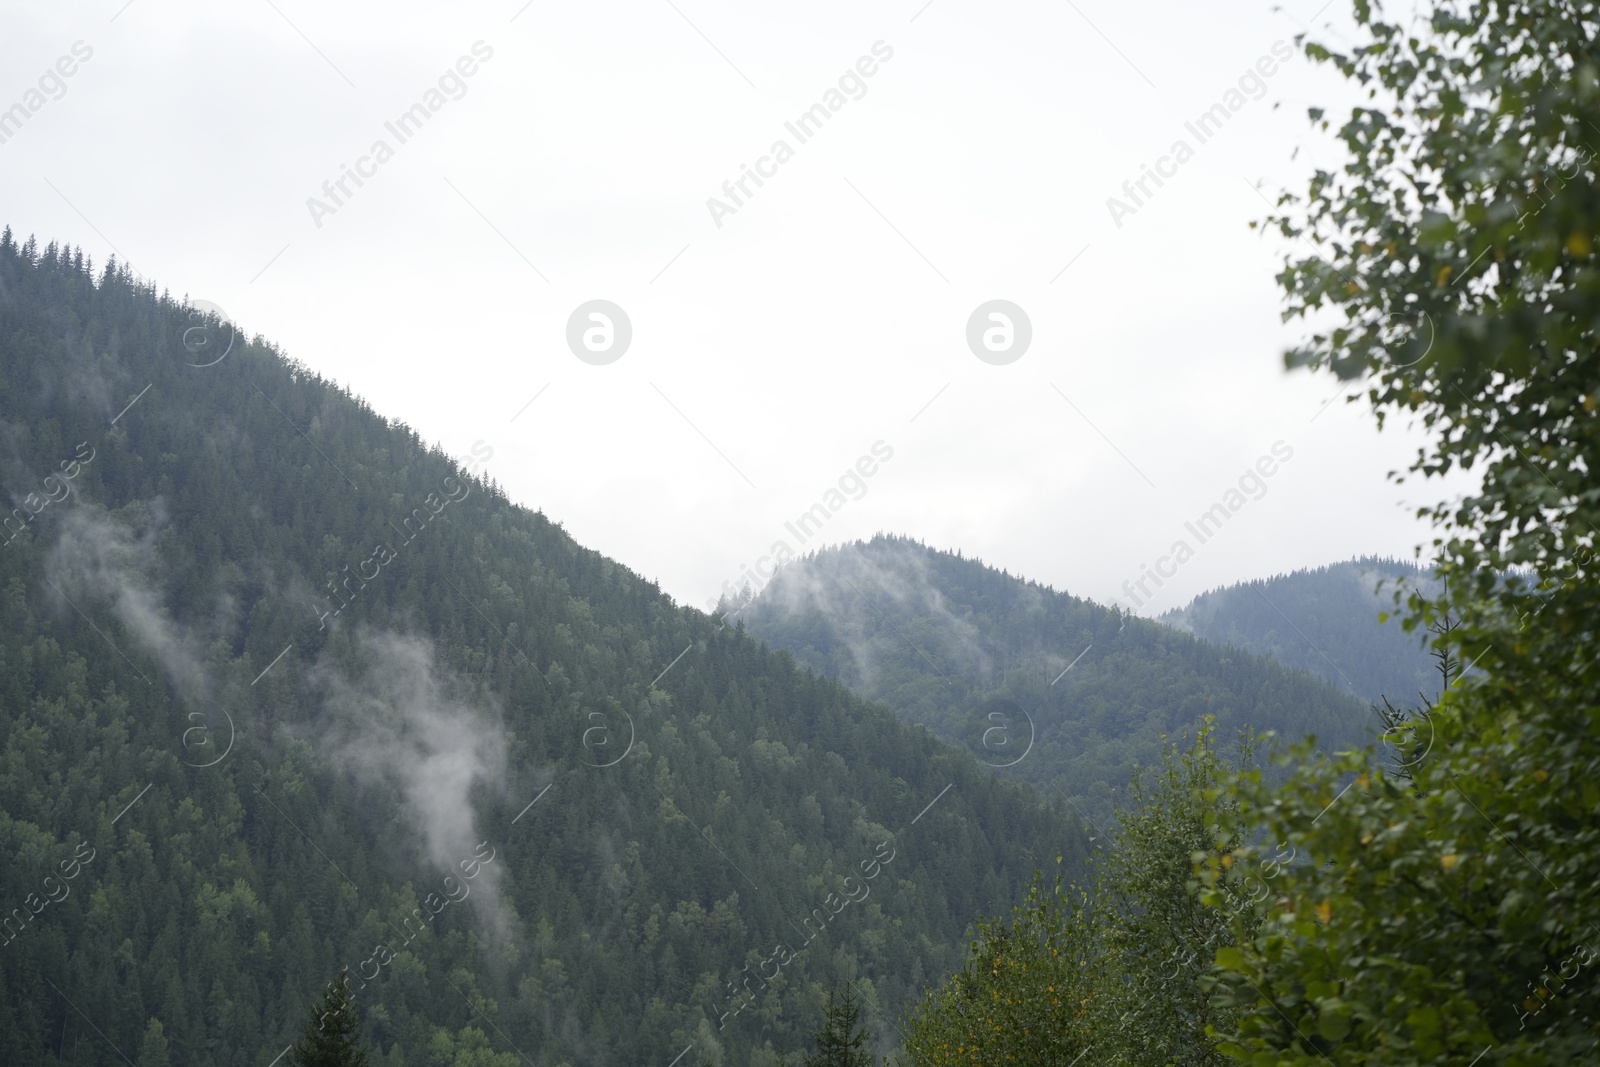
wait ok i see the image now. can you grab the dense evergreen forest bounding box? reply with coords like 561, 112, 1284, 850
0, 234, 1090, 1066
734, 535, 1371, 823
1161, 556, 1439, 705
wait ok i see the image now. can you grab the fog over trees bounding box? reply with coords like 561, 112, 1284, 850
2, 0, 1596, 1063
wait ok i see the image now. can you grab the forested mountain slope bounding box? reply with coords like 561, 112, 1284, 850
1160, 557, 1439, 705
734, 536, 1372, 823
0, 234, 1086, 1067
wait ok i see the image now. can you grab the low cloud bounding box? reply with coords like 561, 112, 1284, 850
47, 506, 516, 940
311, 630, 513, 941
46, 504, 211, 703
749, 537, 996, 694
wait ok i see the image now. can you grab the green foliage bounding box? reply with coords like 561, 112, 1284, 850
1204, 2, 1600, 1063
0, 234, 1088, 1064
802, 984, 871, 1067
900, 727, 1251, 1066
138, 1018, 171, 1067
741, 537, 1370, 825
292, 972, 371, 1067
1094, 724, 1252, 1066
900, 872, 1099, 1066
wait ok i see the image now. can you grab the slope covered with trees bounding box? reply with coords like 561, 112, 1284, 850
0, 235, 1088, 1066
733, 536, 1371, 824
1160, 557, 1439, 705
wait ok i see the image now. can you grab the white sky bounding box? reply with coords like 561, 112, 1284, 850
1, 0, 1465, 617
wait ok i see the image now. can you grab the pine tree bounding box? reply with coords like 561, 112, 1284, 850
803, 984, 870, 1067
1372, 613, 1455, 783
138, 1018, 171, 1067
289, 972, 369, 1067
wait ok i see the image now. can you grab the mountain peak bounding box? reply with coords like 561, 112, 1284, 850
739, 539, 1372, 824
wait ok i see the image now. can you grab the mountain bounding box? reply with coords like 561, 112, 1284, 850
0, 234, 1088, 1066
732, 535, 1373, 826
1159, 557, 1441, 705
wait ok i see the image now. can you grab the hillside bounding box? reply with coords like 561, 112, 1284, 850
1160, 557, 1440, 705
733, 535, 1373, 825
0, 235, 1088, 1066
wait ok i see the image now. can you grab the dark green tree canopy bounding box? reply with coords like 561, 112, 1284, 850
804, 984, 871, 1067
291, 972, 370, 1067
0, 237, 1087, 1066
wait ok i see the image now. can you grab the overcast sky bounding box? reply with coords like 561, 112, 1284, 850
1, 0, 1465, 617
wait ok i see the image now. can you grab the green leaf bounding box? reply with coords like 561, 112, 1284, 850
1213, 947, 1248, 972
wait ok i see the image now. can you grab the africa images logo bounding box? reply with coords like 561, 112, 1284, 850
305, 42, 495, 228
705, 41, 895, 228
1105, 40, 1294, 229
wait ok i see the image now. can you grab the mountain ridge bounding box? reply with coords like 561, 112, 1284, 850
0, 233, 1083, 1066
733, 534, 1374, 825
1159, 555, 1438, 704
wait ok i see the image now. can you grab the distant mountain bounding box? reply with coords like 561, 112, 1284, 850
1160, 557, 1441, 706
733, 535, 1372, 826
0, 235, 1084, 1066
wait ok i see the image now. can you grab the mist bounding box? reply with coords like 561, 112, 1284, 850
46, 503, 213, 705
311, 629, 515, 943
749, 537, 998, 694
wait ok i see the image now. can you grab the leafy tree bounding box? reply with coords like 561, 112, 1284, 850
897, 727, 1252, 1065
1205, 1, 1600, 1063
900, 872, 1099, 1066
290, 972, 369, 1067
1095, 724, 1253, 1066
804, 984, 871, 1067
